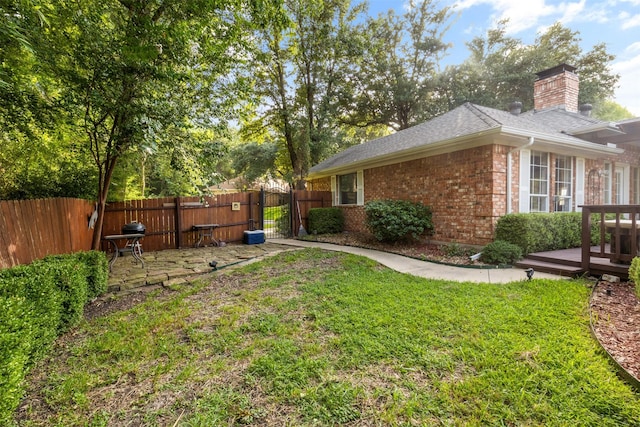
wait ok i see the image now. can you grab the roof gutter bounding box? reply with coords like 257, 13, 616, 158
500, 127, 623, 155
507, 137, 534, 214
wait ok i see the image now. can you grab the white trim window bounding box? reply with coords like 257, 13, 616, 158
554, 155, 572, 212
530, 151, 549, 212
604, 162, 612, 204
331, 170, 364, 206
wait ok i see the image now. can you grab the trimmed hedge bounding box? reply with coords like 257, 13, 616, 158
0, 251, 108, 424
495, 212, 605, 255
308, 207, 345, 235
365, 199, 433, 242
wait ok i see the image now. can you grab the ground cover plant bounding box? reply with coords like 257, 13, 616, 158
14, 249, 640, 426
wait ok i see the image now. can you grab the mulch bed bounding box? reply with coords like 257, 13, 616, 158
591, 280, 640, 384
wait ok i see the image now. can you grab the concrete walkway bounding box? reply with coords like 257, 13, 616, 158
270, 238, 566, 284
107, 238, 567, 293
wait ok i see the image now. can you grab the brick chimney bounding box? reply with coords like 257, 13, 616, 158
533, 64, 579, 113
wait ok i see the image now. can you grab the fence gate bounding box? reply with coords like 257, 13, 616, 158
260, 184, 293, 239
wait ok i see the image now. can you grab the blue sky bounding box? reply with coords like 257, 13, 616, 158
367, 0, 640, 116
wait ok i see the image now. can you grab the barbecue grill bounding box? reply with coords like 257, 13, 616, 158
120, 222, 145, 256
122, 221, 146, 235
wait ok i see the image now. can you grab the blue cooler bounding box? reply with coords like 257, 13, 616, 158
243, 230, 265, 244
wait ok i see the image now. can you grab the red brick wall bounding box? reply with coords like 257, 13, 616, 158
534, 70, 579, 113
307, 142, 640, 245
309, 177, 331, 191
326, 145, 509, 245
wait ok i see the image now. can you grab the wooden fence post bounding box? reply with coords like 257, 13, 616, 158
175, 196, 183, 249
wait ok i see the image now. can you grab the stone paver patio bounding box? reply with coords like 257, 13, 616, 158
107, 242, 294, 293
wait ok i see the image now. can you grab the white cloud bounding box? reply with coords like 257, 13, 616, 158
621, 13, 640, 28
612, 50, 640, 116
626, 41, 640, 53
452, 0, 587, 34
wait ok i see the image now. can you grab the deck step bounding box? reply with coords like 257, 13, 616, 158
515, 258, 585, 278
525, 253, 582, 268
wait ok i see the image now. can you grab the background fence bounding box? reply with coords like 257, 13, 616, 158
0, 198, 94, 269
0, 191, 333, 269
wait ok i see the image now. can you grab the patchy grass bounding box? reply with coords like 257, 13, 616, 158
13, 248, 640, 426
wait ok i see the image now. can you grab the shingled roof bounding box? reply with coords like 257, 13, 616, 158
308, 102, 621, 177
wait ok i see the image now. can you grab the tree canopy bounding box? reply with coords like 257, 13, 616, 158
3, 0, 280, 248
1, 1, 626, 205
438, 21, 619, 112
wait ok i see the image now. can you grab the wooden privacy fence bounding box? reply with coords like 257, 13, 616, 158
102, 193, 260, 252
0, 198, 94, 269
103, 190, 333, 252
0, 191, 333, 269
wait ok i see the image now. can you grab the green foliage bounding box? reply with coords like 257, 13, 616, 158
0, 251, 108, 423
441, 22, 618, 112
495, 212, 603, 255
629, 258, 640, 299
364, 199, 433, 242
480, 240, 523, 265
275, 204, 291, 237
74, 251, 109, 301
442, 243, 475, 258
593, 99, 635, 121
308, 208, 345, 235
49, 259, 87, 332
344, 1, 454, 130
249, 0, 369, 186
230, 142, 280, 186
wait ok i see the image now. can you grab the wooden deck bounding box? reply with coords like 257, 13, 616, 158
516, 246, 631, 279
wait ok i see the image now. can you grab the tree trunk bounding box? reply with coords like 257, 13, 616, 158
90, 156, 119, 250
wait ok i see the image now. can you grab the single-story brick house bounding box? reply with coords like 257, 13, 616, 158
307, 64, 640, 245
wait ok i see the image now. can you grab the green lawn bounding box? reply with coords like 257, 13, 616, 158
15, 249, 640, 426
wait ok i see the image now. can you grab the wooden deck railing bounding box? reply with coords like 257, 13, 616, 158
581, 205, 640, 273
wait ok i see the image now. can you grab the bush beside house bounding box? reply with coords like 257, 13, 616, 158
495, 212, 604, 255
308, 208, 345, 235
0, 251, 108, 424
365, 200, 433, 242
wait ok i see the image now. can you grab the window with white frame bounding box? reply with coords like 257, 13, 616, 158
530, 151, 549, 212
614, 166, 625, 205
338, 173, 357, 205
634, 167, 640, 204
554, 155, 572, 212
332, 171, 364, 206
603, 162, 612, 204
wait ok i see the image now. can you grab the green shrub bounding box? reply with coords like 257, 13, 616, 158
442, 243, 474, 258
0, 251, 108, 424
630, 257, 640, 299
308, 208, 345, 235
39, 256, 88, 332
276, 205, 291, 236
0, 293, 36, 424
364, 199, 433, 242
480, 240, 523, 265
495, 212, 605, 255
75, 251, 109, 300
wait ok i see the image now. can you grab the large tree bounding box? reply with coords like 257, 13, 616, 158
249, 0, 365, 188
439, 21, 619, 112
340, 0, 453, 131
21, 0, 274, 249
